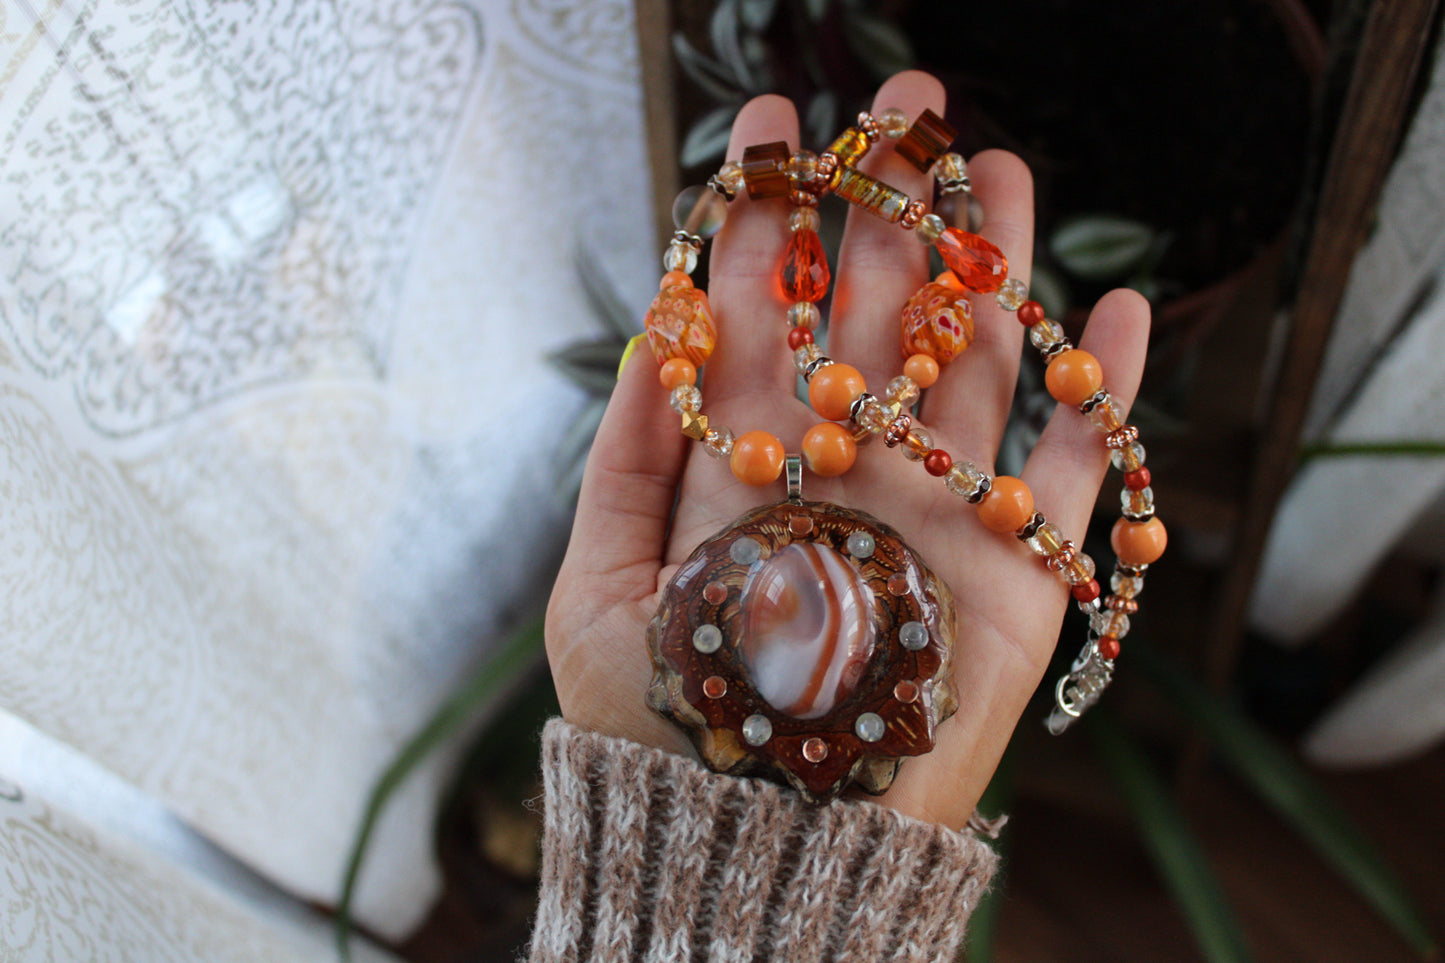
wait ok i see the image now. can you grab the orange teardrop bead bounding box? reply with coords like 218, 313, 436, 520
782, 229, 830, 303
934, 227, 1007, 294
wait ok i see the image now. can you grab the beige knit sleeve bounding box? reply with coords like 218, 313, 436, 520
526, 718, 998, 963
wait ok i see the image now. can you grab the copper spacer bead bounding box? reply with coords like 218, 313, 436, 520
899, 200, 927, 228
884, 413, 913, 447
857, 112, 881, 141
1046, 542, 1077, 572
1106, 594, 1139, 614
923, 448, 953, 476
816, 152, 839, 179
1105, 425, 1141, 449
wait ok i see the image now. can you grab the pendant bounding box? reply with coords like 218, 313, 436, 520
647, 485, 958, 804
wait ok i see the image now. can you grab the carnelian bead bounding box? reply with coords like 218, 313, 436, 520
808, 363, 867, 421
782, 229, 830, 303
904, 353, 940, 388
1111, 516, 1168, 566
923, 449, 953, 476
1045, 349, 1104, 406
730, 430, 786, 486
1072, 579, 1101, 603
1124, 467, 1152, 491
660, 270, 692, 290
787, 327, 814, 350
1098, 636, 1122, 660
658, 358, 697, 390
977, 476, 1035, 533
802, 422, 857, 477
1017, 300, 1045, 326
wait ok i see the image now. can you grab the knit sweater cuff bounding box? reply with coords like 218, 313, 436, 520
527, 718, 998, 963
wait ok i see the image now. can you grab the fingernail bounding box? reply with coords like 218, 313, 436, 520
618, 333, 647, 380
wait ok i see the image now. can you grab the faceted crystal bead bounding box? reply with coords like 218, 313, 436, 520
900, 282, 974, 364
789, 205, 821, 232
1111, 572, 1146, 598
702, 425, 734, 459
895, 108, 956, 172
664, 241, 698, 274
789, 302, 820, 330
672, 185, 728, 239
669, 383, 702, 413
1028, 319, 1066, 352
934, 227, 1008, 293
645, 283, 717, 366
1110, 442, 1146, 473
996, 277, 1029, 311
793, 343, 823, 374
1122, 486, 1155, 518
1025, 522, 1066, 556
878, 107, 909, 138
945, 462, 990, 500
885, 375, 920, 409
782, 229, 830, 303
1088, 395, 1124, 432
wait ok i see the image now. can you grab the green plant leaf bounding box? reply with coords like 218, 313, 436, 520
672, 33, 742, 103
334, 619, 545, 960
681, 104, 739, 168
739, 0, 777, 31
841, 9, 913, 78
805, 90, 837, 148
548, 339, 629, 396
803, 0, 829, 22
1050, 215, 1157, 281
1132, 644, 1440, 959
709, 0, 756, 93
575, 245, 640, 342
1299, 440, 1445, 463
1026, 261, 1071, 320
1088, 710, 1255, 963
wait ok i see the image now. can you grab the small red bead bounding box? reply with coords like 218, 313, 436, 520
1071, 579, 1101, 603
787, 327, 814, 350
1017, 300, 1046, 326
1097, 636, 1121, 660
1124, 467, 1152, 491
923, 449, 953, 476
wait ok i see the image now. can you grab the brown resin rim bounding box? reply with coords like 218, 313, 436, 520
646, 499, 958, 804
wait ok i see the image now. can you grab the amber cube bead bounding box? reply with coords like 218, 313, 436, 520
740, 141, 791, 200
895, 109, 957, 172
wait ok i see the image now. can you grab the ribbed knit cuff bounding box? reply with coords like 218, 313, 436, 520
527, 719, 998, 963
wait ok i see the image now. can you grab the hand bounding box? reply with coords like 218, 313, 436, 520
545, 71, 1150, 829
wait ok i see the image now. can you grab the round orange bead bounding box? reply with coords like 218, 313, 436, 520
658, 358, 697, 390
935, 270, 965, 292
660, 270, 692, 290
802, 422, 857, 477
1110, 516, 1168, 566
1045, 349, 1104, 406
903, 353, 940, 388
730, 430, 786, 486
976, 475, 1035, 533
807, 363, 867, 422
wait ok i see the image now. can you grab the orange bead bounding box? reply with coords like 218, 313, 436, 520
660, 270, 692, 290
903, 353, 940, 388
730, 430, 786, 486
658, 358, 697, 390
934, 227, 1007, 293
934, 270, 965, 292
1045, 349, 1104, 406
802, 422, 857, 477
807, 363, 867, 422
1110, 517, 1167, 566
977, 475, 1035, 533
782, 229, 830, 303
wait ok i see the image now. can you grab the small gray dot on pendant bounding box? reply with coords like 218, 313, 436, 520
846, 531, 876, 559
899, 620, 929, 650
729, 536, 763, 565
692, 623, 723, 653
855, 712, 886, 743
742, 714, 773, 746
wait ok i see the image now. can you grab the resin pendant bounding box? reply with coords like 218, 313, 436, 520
646, 500, 958, 804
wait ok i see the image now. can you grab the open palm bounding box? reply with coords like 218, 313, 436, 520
546, 71, 1149, 829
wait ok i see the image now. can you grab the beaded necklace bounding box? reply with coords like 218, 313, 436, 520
643, 108, 1166, 804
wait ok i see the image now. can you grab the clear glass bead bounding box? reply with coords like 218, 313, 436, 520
901, 424, 932, 460
669, 383, 702, 413
1122, 486, 1155, 517
1111, 572, 1146, 598
899, 621, 929, 650
879, 107, 909, 138
1088, 395, 1124, 432
885, 375, 920, 408
855, 398, 891, 433
793, 343, 823, 374
846, 531, 875, 559
702, 425, 734, 458
788, 301, 820, 329
933, 152, 968, 182
672, 184, 728, 239
787, 149, 818, 181
1028, 319, 1065, 352
1064, 553, 1097, 585
855, 712, 886, 742
716, 160, 745, 195
664, 241, 698, 274
742, 713, 772, 746
1110, 442, 1146, 472
996, 277, 1029, 311
692, 623, 723, 653
1091, 609, 1131, 639
945, 462, 990, 499
913, 213, 945, 243
1025, 522, 1065, 556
